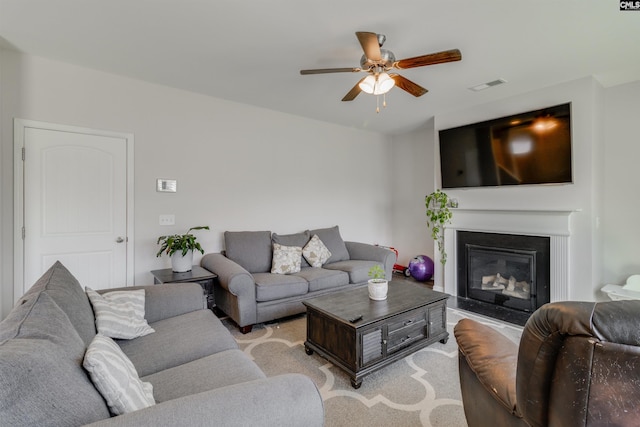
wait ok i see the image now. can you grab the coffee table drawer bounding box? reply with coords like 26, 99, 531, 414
387, 323, 427, 354
387, 308, 427, 334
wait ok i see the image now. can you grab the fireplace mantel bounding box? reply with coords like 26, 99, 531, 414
439, 208, 580, 303
445, 208, 580, 236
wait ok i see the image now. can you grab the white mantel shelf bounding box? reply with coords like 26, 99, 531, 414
445, 208, 581, 237
450, 208, 582, 214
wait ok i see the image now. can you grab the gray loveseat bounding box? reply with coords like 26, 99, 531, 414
201, 226, 396, 333
0, 261, 324, 427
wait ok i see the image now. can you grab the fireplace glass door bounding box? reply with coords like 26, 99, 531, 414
465, 245, 537, 312
457, 231, 551, 314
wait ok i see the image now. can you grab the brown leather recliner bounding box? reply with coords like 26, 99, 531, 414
454, 300, 640, 427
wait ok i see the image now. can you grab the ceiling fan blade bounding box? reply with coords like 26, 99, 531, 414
394, 49, 462, 70
342, 78, 366, 101
300, 67, 361, 75
390, 74, 428, 97
356, 31, 382, 61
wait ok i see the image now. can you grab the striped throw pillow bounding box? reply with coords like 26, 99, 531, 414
83, 334, 155, 415
86, 288, 155, 339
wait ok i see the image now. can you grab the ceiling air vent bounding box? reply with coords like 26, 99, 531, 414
469, 78, 507, 92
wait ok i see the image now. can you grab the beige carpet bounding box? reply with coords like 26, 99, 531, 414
224, 308, 522, 427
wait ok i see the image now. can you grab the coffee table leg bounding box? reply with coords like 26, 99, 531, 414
350, 378, 362, 389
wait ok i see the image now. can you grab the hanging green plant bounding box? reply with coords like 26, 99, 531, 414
425, 190, 454, 265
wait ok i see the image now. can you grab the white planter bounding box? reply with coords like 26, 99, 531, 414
171, 250, 193, 272
368, 279, 388, 301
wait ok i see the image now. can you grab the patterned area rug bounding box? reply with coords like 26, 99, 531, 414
224, 308, 522, 427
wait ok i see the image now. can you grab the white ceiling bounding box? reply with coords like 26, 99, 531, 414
1, 0, 639, 135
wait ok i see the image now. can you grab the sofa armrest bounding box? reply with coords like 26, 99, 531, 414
83, 374, 324, 427
97, 283, 205, 323
345, 242, 396, 280
201, 253, 256, 299
454, 318, 519, 414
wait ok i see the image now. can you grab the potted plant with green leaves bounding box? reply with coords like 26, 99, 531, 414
156, 226, 210, 272
367, 264, 388, 300
425, 189, 454, 265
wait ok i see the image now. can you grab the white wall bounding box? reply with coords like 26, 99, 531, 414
2, 48, 639, 319
0, 50, 393, 319
602, 80, 640, 286
390, 119, 436, 266
434, 77, 603, 301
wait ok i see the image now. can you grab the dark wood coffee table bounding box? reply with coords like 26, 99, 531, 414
303, 280, 449, 388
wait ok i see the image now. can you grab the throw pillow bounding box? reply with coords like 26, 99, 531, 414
272, 231, 311, 268
303, 234, 332, 268
86, 288, 155, 340
83, 334, 155, 415
271, 243, 303, 274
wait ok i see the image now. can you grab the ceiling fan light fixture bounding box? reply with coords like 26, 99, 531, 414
359, 75, 376, 94
374, 72, 395, 95
359, 72, 395, 95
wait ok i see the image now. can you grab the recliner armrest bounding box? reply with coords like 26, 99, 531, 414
454, 318, 520, 414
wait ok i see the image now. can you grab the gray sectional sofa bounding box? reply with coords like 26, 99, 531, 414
201, 226, 396, 333
0, 261, 324, 427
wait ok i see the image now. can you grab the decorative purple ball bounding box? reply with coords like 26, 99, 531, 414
408, 255, 434, 281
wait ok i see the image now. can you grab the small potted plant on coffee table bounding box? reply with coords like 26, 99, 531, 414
367, 264, 388, 301
156, 226, 209, 272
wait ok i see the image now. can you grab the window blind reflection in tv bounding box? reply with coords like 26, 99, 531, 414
439, 103, 572, 189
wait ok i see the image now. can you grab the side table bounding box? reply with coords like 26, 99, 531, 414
150, 266, 217, 310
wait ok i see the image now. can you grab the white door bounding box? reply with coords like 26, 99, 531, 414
14, 119, 134, 296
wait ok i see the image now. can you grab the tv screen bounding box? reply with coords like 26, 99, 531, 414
439, 103, 572, 189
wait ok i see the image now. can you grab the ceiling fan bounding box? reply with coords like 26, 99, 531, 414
300, 31, 462, 104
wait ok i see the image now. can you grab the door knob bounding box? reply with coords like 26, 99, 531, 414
115, 237, 125, 243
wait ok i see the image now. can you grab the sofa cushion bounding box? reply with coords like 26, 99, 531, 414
0, 338, 112, 426
83, 334, 156, 415
0, 292, 111, 426
18, 260, 97, 346
302, 234, 332, 268
86, 287, 155, 339
142, 349, 266, 402
225, 231, 272, 273
118, 309, 238, 378
271, 243, 303, 274
309, 226, 350, 264
272, 231, 311, 268
253, 272, 309, 302
323, 260, 380, 284
293, 267, 349, 292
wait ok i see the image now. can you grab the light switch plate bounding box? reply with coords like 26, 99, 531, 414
159, 214, 175, 225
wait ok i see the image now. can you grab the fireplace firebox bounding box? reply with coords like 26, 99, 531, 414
457, 231, 550, 314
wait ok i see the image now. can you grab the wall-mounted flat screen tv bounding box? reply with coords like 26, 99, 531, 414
439, 103, 572, 189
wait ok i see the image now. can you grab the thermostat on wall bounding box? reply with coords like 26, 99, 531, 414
157, 179, 177, 193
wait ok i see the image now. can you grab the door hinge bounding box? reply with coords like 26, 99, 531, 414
22, 147, 25, 161
22, 227, 25, 239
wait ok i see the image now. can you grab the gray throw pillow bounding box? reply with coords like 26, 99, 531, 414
309, 226, 350, 264
224, 231, 272, 273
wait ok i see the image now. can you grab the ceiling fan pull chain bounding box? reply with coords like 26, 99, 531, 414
383, 93, 387, 108
376, 95, 380, 113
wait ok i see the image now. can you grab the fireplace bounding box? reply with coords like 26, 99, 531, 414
457, 231, 550, 314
